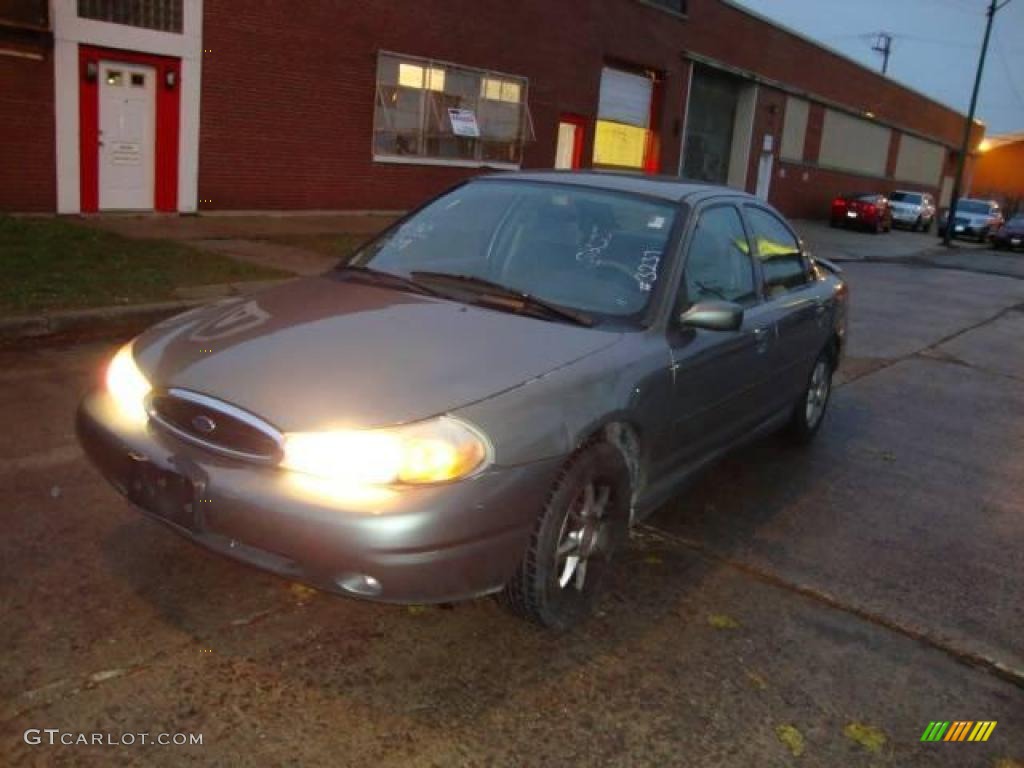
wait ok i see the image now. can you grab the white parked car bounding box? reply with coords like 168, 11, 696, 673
889, 191, 936, 232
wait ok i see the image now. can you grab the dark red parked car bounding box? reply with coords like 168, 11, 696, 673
830, 193, 893, 234
992, 214, 1024, 251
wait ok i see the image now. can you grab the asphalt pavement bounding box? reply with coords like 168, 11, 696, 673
1, 239, 1022, 766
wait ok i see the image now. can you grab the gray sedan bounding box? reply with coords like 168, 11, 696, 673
77, 172, 848, 629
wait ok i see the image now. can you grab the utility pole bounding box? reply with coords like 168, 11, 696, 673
942, 0, 1009, 246
872, 33, 893, 75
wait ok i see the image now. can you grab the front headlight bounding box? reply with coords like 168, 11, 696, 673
280, 416, 490, 486
106, 342, 151, 425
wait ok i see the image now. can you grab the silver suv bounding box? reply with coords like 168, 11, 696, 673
889, 190, 937, 232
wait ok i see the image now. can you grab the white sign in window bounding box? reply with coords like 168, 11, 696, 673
448, 109, 481, 138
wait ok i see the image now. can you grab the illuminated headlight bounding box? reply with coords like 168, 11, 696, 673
280, 416, 490, 486
106, 342, 152, 425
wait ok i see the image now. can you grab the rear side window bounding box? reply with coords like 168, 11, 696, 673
745, 207, 808, 296
682, 205, 757, 307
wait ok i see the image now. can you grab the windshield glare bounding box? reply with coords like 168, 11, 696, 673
349, 181, 678, 320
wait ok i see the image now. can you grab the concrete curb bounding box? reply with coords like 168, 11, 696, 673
0, 299, 209, 346
0, 278, 295, 346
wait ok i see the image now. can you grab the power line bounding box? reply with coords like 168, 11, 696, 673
993, 25, 1024, 110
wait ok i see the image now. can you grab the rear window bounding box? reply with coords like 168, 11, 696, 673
891, 192, 922, 204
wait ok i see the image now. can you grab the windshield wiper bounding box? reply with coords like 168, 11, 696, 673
333, 265, 442, 297
410, 271, 594, 327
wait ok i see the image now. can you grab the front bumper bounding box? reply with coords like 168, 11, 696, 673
891, 209, 922, 225
76, 390, 562, 604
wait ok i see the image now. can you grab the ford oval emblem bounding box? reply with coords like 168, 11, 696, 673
192, 414, 217, 434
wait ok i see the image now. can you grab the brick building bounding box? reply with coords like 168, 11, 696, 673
0, 0, 985, 217
970, 133, 1024, 214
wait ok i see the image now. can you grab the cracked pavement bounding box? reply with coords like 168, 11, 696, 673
1, 251, 1023, 766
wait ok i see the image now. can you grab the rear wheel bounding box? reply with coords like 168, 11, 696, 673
499, 442, 631, 630
912, 216, 922, 232
788, 350, 834, 444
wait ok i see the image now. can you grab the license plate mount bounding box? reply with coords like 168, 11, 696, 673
128, 461, 196, 530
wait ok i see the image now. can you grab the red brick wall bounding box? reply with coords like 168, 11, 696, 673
0, 48, 56, 212
199, 0, 978, 213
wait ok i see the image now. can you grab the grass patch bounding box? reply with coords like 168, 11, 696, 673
261, 233, 369, 263
0, 216, 288, 315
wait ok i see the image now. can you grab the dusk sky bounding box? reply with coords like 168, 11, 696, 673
730, 0, 1024, 136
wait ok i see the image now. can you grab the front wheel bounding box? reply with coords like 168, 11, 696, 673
499, 442, 631, 630
788, 351, 834, 443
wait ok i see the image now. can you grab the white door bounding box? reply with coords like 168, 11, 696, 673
554, 121, 578, 169
99, 61, 156, 210
755, 150, 774, 200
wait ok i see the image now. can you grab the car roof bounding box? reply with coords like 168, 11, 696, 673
477, 170, 760, 204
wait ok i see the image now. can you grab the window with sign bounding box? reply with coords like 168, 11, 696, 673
373, 53, 533, 167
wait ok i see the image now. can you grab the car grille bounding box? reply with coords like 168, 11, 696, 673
147, 389, 283, 462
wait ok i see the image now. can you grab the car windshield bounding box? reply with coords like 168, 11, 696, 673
346, 181, 678, 321
891, 192, 921, 203
957, 200, 992, 215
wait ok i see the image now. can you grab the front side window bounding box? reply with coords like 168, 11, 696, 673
349, 181, 678, 321
373, 53, 533, 167
682, 206, 756, 307
745, 207, 808, 296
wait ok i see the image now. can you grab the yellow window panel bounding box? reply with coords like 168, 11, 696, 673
594, 120, 647, 169
398, 63, 424, 89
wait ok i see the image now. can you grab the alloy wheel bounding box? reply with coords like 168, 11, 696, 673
805, 359, 831, 428
554, 480, 612, 591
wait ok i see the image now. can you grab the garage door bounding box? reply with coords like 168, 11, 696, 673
593, 67, 652, 170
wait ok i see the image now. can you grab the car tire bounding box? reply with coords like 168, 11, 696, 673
912, 217, 922, 232
978, 227, 989, 244
922, 218, 933, 234
788, 349, 834, 444
499, 441, 631, 630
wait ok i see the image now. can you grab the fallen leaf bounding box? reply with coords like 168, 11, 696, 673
288, 583, 317, 603
643, 555, 663, 565
708, 613, 740, 630
745, 670, 768, 690
776, 724, 805, 757
843, 722, 887, 753
994, 760, 1024, 768
406, 605, 429, 615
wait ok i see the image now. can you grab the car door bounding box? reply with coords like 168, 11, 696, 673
665, 202, 780, 466
743, 204, 833, 409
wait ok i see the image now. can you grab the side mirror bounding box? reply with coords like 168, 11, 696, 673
679, 301, 744, 332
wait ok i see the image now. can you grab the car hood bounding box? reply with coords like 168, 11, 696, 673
133, 275, 623, 431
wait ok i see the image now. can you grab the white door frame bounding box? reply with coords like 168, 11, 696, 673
53, 0, 204, 213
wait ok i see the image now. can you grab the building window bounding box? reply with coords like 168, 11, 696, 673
77, 0, 183, 34
373, 52, 533, 168
593, 67, 655, 171
640, 0, 688, 16
0, 0, 49, 29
